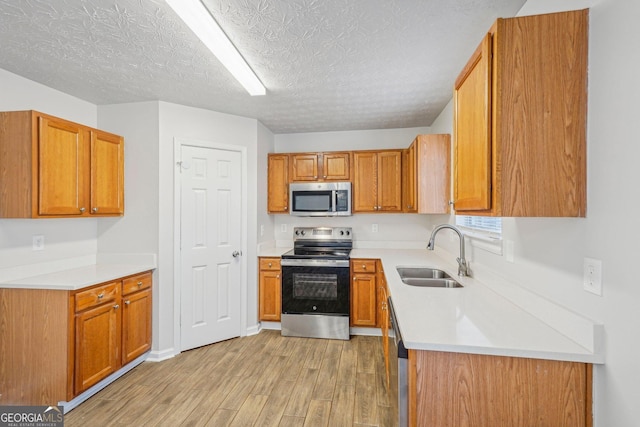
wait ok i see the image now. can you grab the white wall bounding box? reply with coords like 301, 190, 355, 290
0, 68, 98, 269
273, 126, 448, 246
257, 121, 276, 245
97, 101, 161, 348
430, 1, 639, 425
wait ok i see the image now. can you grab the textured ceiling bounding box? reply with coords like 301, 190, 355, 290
0, 0, 526, 133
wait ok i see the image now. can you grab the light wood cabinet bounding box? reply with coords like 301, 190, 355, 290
350, 259, 377, 327
267, 154, 289, 214
409, 350, 592, 426
403, 134, 451, 214
353, 150, 403, 212
453, 10, 588, 217
377, 260, 390, 388
0, 270, 153, 405
0, 110, 124, 218
290, 152, 350, 182
259, 257, 281, 321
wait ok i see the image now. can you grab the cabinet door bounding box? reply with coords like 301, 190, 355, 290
403, 144, 417, 212
38, 116, 89, 216
322, 152, 350, 180
267, 154, 289, 213
352, 152, 378, 212
377, 151, 403, 212
259, 270, 281, 321
351, 273, 377, 327
90, 130, 124, 215
453, 33, 492, 212
122, 288, 152, 365
75, 302, 120, 393
290, 153, 319, 181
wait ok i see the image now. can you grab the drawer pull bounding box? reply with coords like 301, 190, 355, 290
79, 207, 86, 213
92, 207, 98, 213
268, 262, 272, 267
124, 300, 131, 305
97, 293, 104, 299
276, 274, 280, 279
362, 264, 366, 269
113, 304, 120, 310
137, 281, 143, 287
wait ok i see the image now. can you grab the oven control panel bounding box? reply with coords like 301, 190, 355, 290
293, 227, 352, 241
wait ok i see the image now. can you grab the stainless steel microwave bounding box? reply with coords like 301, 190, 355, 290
289, 182, 352, 216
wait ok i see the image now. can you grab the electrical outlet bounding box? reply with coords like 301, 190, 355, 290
32, 235, 45, 251
504, 240, 515, 263
583, 258, 602, 296
372, 224, 378, 233
281, 224, 287, 233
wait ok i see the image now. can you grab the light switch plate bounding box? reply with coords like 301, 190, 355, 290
372, 224, 378, 233
281, 224, 287, 233
583, 257, 602, 296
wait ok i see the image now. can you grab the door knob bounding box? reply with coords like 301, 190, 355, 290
232, 251, 241, 258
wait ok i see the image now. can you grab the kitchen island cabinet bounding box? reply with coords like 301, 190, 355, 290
0, 110, 124, 218
408, 350, 591, 426
453, 9, 588, 217
0, 270, 152, 406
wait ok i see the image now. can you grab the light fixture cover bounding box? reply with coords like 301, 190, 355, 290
166, 0, 266, 96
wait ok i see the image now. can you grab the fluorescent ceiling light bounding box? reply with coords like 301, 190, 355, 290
166, 0, 266, 96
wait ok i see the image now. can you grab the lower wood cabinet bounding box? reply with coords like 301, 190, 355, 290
408, 350, 592, 426
259, 257, 281, 321
350, 259, 378, 327
0, 270, 152, 405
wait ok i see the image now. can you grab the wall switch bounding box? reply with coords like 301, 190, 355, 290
372, 224, 378, 233
583, 257, 602, 296
281, 224, 287, 233
32, 235, 45, 251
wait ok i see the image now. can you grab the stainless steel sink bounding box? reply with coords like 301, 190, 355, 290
396, 267, 463, 288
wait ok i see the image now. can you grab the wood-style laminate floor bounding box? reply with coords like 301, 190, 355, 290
65, 330, 397, 426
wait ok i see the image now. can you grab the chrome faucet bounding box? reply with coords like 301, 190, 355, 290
427, 224, 469, 277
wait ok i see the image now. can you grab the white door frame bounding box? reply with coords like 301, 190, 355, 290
173, 137, 248, 354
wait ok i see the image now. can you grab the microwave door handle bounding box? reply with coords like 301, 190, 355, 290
333, 191, 338, 212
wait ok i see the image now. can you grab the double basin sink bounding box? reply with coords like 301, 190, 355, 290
396, 266, 463, 288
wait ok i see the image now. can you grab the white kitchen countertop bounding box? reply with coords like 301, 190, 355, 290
0, 254, 156, 291
351, 248, 603, 364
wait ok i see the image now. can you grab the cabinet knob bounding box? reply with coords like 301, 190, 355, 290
314, 176, 318, 179
276, 274, 280, 279
92, 207, 98, 213
79, 207, 86, 213
124, 300, 130, 305
323, 175, 327, 178
362, 264, 366, 269
268, 262, 272, 267
113, 304, 120, 310
284, 206, 287, 210
137, 281, 143, 287
97, 293, 104, 299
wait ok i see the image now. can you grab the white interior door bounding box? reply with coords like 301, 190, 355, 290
180, 144, 242, 351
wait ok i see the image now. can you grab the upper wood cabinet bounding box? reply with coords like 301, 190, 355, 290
453, 9, 588, 217
290, 152, 350, 182
353, 150, 403, 213
267, 154, 289, 214
403, 134, 451, 214
0, 110, 124, 218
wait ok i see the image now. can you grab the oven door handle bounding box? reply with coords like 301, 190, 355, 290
281, 258, 350, 268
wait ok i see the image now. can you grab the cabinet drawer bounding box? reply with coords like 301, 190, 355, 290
352, 259, 377, 273
75, 281, 120, 312
123, 272, 152, 295
260, 258, 281, 271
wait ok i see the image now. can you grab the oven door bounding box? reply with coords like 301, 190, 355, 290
281, 259, 350, 315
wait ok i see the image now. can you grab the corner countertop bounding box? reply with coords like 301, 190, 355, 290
350, 248, 603, 364
0, 254, 157, 291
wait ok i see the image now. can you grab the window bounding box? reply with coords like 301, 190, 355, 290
455, 215, 502, 254
455, 215, 502, 236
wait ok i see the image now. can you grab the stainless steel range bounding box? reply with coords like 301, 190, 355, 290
280, 226, 352, 340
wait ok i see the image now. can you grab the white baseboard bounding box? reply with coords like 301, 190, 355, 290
246, 324, 262, 336
146, 347, 176, 362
